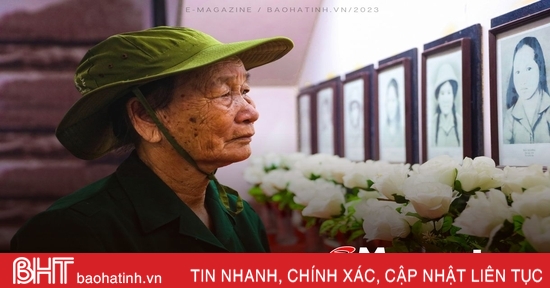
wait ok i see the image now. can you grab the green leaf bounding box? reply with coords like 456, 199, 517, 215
393, 194, 409, 204
386, 239, 409, 252
330, 223, 341, 238
449, 225, 460, 235
445, 235, 470, 248
512, 215, 525, 235
348, 229, 365, 242
405, 212, 422, 220
520, 240, 538, 252
441, 216, 453, 233
366, 179, 375, 189
454, 179, 463, 192
289, 202, 305, 211
248, 186, 263, 196
310, 174, 321, 180
320, 220, 335, 234
347, 205, 356, 215
271, 194, 282, 202
247, 186, 268, 203
304, 217, 318, 228
411, 220, 423, 236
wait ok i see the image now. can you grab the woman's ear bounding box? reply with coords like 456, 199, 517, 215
126, 98, 162, 143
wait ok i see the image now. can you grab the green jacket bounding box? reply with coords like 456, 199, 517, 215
10, 152, 270, 252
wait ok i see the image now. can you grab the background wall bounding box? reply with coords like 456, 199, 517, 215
0, 0, 151, 251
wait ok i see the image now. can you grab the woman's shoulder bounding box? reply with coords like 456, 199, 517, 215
48, 174, 118, 213
10, 204, 105, 251
12, 174, 120, 242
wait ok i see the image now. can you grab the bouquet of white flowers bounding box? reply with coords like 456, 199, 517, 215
244, 153, 550, 252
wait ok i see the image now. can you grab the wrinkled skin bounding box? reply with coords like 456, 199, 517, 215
158, 58, 260, 172
127, 57, 259, 225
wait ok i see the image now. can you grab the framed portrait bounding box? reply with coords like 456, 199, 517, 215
296, 86, 315, 155
490, 6, 550, 167
312, 77, 342, 155
374, 49, 418, 164
421, 24, 482, 163
339, 65, 374, 161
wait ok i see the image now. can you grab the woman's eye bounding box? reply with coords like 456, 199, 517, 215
243, 89, 250, 95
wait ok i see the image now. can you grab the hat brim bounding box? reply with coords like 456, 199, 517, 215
56, 36, 293, 160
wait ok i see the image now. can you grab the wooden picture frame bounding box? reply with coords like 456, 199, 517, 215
421, 24, 482, 163
374, 49, 418, 164
340, 65, 374, 161
490, 5, 550, 167
296, 86, 315, 155
312, 77, 342, 155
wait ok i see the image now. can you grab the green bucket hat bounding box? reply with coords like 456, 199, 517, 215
56, 26, 294, 160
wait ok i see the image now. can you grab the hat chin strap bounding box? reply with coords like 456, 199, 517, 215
132, 87, 244, 215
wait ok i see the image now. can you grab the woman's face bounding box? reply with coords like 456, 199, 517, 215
159, 58, 259, 169
513, 45, 540, 101
437, 81, 454, 115
385, 85, 398, 121
349, 101, 361, 127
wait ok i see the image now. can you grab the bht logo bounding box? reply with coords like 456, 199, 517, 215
13, 257, 74, 284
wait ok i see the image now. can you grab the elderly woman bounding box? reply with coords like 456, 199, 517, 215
10, 27, 293, 252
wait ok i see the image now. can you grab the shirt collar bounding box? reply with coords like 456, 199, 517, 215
511, 91, 550, 120
115, 152, 237, 249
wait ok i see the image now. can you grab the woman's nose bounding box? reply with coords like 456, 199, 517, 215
236, 95, 260, 124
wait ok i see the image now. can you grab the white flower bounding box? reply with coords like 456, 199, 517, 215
456, 156, 504, 192
279, 152, 307, 169
327, 157, 355, 184
258, 169, 290, 196
342, 163, 372, 189
453, 190, 513, 238
342, 160, 388, 189
522, 215, 550, 252
262, 152, 282, 170
403, 175, 458, 219
300, 179, 346, 219
511, 185, 550, 218
501, 165, 550, 195
355, 198, 410, 242
371, 163, 410, 200
294, 153, 340, 180
243, 162, 265, 185
286, 171, 315, 203
409, 155, 459, 186
400, 204, 443, 233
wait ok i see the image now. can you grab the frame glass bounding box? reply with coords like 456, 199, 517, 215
374, 49, 418, 164
340, 66, 373, 161
312, 77, 342, 155
422, 39, 471, 162
296, 87, 315, 155
422, 38, 471, 162
490, 7, 550, 166
422, 24, 482, 163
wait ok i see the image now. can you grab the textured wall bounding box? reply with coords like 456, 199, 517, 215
0, 0, 148, 251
